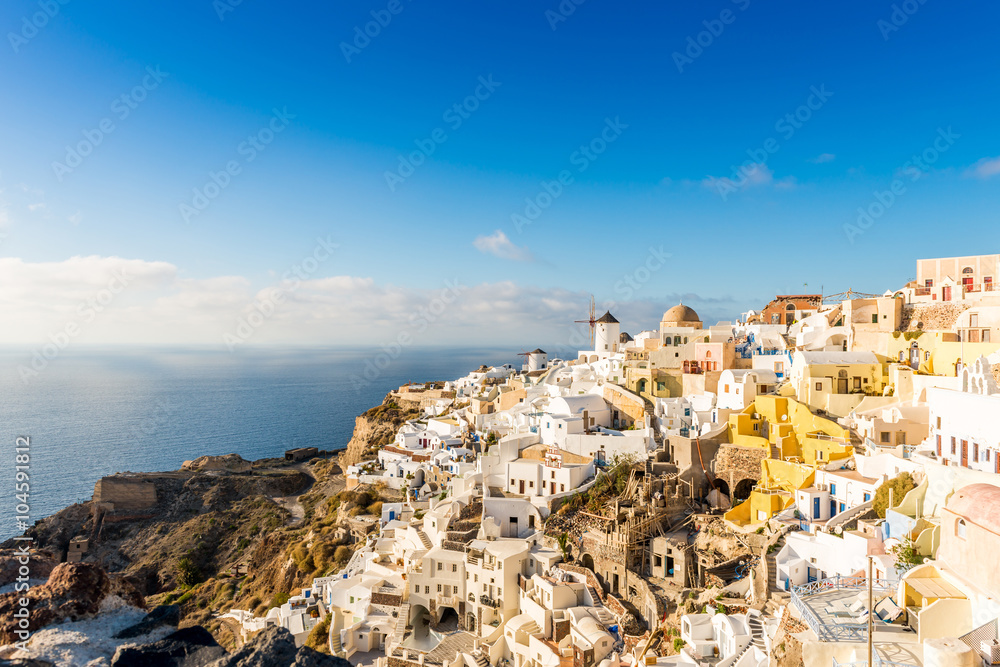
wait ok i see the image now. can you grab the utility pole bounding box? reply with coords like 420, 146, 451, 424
867, 555, 874, 666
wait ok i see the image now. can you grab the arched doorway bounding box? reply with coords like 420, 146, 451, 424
733, 478, 755, 503
437, 607, 458, 631
581, 553, 596, 572
711, 479, 730, 497
637, 378, 648, 394
466, 612, 476, 632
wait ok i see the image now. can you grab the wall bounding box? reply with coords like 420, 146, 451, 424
92, 477, 157, 510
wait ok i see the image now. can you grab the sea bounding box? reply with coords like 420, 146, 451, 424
0, 346, 516, 541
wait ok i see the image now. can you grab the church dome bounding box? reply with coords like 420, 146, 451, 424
661, 304, 701, 326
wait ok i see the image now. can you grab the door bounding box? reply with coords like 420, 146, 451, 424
830, 500, 837, 517
961, 440, 968, 467
943, 286, 952, 301
813, 497, 820, 519
519, 480, 525, 494
910, 342, 920, 369
837, 378, 848, 394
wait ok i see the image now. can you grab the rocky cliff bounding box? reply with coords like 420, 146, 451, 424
339, 394, 422, 467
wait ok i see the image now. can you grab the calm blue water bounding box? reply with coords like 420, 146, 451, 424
0, 346, 514, 540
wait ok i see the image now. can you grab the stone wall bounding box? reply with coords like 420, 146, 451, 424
603, 384, 647, 428
92, 477, 157, 510
713, 444, 769, 494
900, 303, 970, 331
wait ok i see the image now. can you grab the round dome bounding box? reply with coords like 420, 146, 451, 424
661, 304, 701, 325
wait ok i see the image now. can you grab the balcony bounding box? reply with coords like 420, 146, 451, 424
480, 595, 500, 608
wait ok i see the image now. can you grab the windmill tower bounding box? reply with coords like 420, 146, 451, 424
575, 295, 597, 348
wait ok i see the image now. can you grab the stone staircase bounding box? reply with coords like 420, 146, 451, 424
473, 648, 491, 667
587, 585, 602, 605
393, 603, 410, 641
330, 627, 346, 659
747, 610, 766, 652
415, 528, 433, 550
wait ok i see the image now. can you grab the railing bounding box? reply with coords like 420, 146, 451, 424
480, 594, 500, 608
832, 659, 920, 667
790, 576, 893, 642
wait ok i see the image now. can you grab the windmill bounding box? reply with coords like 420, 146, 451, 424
574, 295, 597, 348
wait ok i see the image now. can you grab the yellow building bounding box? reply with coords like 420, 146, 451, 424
723, 459, 815, 527
727, 395, 854, 465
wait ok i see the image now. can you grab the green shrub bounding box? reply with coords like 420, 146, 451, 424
873, 472, 916, 518
176, 556, 202, 588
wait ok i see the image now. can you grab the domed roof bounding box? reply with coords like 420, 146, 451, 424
661, 303, 701, 324
947, 483, 1000, 535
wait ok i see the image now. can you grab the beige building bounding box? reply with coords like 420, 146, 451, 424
903, 253, 1000, 303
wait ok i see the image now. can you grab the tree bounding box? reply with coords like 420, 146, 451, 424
873, 472, 916, 519
891, 536, 923, 572
176, 555, 202, 588
556, 533, 572, 561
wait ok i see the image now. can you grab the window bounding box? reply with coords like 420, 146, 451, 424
425, 586, 430, 594
951, 437, 956, 455
957, 519, 967, 539
529, 481, 534, 488
937, 416, 941, 429
872, 314, 878, 324
864, 492, 871, 502
925, 279, 933, 287
452, 564, 458, 572
925, 351, 930, 361
971, 313, 979, 327
560, 484, 565, 492
974, 442, 979, 462
724, 384, 730, 393
815, 382, 823, 391
437, 562, 442, 571
830, 483, 837, 495
880, 432, 890, 443
437, 584, 442, 592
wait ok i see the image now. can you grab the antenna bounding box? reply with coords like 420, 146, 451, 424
574, 295, 597, 348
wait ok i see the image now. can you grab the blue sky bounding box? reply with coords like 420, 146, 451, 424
2, 0, 999, 348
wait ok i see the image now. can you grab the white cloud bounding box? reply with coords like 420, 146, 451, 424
68, 211, 82, 225
808, 153, 836, 163
701, 163, 795, 196
472, 229, 535, 262
28, 203, 46, 212
0, 256, 748, 348
965, 156, 1000, 180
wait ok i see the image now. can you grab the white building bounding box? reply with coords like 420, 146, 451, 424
717, 369, 779, 411
926, 356, 1000, 472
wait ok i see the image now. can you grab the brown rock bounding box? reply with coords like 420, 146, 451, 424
0, 563, 110, 643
